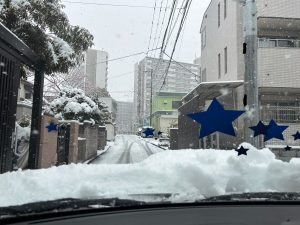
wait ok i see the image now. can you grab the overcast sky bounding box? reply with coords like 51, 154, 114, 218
63, 0, 211, 102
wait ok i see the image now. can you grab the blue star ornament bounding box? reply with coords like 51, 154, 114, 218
188, 98, 245, 138
250, 121, 269, 137
264, 119, 288, 142
284, 145, 292, 151
46, 122, 58, 132
292, 131, 300, 141
143, 128, 154, 137
235, 146, 249, 156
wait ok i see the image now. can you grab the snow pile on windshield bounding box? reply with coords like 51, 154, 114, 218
0, 143, 299, 207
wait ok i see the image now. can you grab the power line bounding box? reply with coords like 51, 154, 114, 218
146, 0, 158, 56
150, 0, 164, 58
158, 0, 192, 93
62, 0, 183, 9
85, 47, 161, 66
163, 51, 200, 78
150, 0, 178, 88
108, 71, 133, 79
154, 0, 169, 52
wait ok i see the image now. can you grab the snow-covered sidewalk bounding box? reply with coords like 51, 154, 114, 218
0, 143, 300, 207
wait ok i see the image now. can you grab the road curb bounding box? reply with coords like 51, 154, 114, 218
86, 146, 112, 164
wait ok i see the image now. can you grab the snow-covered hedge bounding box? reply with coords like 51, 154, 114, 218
50, 87, 111, 125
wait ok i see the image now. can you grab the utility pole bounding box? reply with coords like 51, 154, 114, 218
243, 0, 259, 147
149, 69, 153, 127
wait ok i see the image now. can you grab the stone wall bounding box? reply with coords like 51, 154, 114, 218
68, 122, 79, 163
38, 115, 58, 168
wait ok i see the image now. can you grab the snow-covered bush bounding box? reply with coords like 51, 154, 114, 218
18, 114, 31, 128
50, 87, 111, 125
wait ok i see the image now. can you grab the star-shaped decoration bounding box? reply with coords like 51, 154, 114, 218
292, 131, 300, 141
143, 128, 154, 137
264, 119, 288, 142
187, 98, 245, 138
235, 146, 249, 156
284, 145, 292, 151
46, 121, 57, 132
249, 121, 269, 137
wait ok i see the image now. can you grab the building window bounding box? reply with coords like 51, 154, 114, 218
202, 68, 207, 82
224, 47, 227, 74
218, 53, 221, 79
218, 3, 220, 27
259, 39, 277, 48
201, 27, 206, 50
224, 0, 227, 19
278, 40, 296, 48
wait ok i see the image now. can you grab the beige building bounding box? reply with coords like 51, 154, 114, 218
179, 0, 300, 153
85, 49, 108, 90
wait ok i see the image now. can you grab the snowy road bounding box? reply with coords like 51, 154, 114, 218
92, 135, 163, 164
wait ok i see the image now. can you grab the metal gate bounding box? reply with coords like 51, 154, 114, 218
56, 123, 70, 165
0, 45, 21, 172
0, 23, 44, 173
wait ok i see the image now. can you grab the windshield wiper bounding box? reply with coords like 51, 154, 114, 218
200, 192, 300, 202
0, 197, 147, 219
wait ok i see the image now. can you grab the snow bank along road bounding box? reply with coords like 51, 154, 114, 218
1, 143, 300, 207
92, 135, 163, 164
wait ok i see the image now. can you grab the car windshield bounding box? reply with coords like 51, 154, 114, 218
0, 0, 300, 216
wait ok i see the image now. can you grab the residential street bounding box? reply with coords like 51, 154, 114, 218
92, 135, 164, 164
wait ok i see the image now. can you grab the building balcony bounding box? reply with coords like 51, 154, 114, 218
258, 17, 300, 39
257, 1, 300, 20
257, 41, 300, 88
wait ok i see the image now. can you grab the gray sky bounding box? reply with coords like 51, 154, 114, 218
63, 0, 211, 101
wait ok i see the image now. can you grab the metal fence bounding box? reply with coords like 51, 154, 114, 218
0, 23, 44, 173
261, 105, 300, 123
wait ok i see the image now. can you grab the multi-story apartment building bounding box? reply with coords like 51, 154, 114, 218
85, 49, 108, 90
116, 101, 134, 134
178, 0, 300, 154
134, 57, 200, 128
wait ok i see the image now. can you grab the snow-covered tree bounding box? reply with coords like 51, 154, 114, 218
0, 0, 93, 75
43, 66, 111, 102
50, 87, 111, 125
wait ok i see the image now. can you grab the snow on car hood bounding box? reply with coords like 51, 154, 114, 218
0, 143, 300, 207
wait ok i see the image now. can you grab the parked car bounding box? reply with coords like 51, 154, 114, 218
158, 137, 170, 147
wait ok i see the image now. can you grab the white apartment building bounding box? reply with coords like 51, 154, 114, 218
85, 49, 108, 90
198, 0, 300, 150
134, 57, 200, 128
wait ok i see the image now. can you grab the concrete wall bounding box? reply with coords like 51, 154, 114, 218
106, 123, 115, 141
38, 115, 58, 168
169, 128, 179, 150
178, 96, 203, 149
258, 48, 300, 88
201, 0, 243, 82
68, 122, 79, 163
257, 0, 300, 18
78, 122, 98, 162
159, 116, 178, 134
